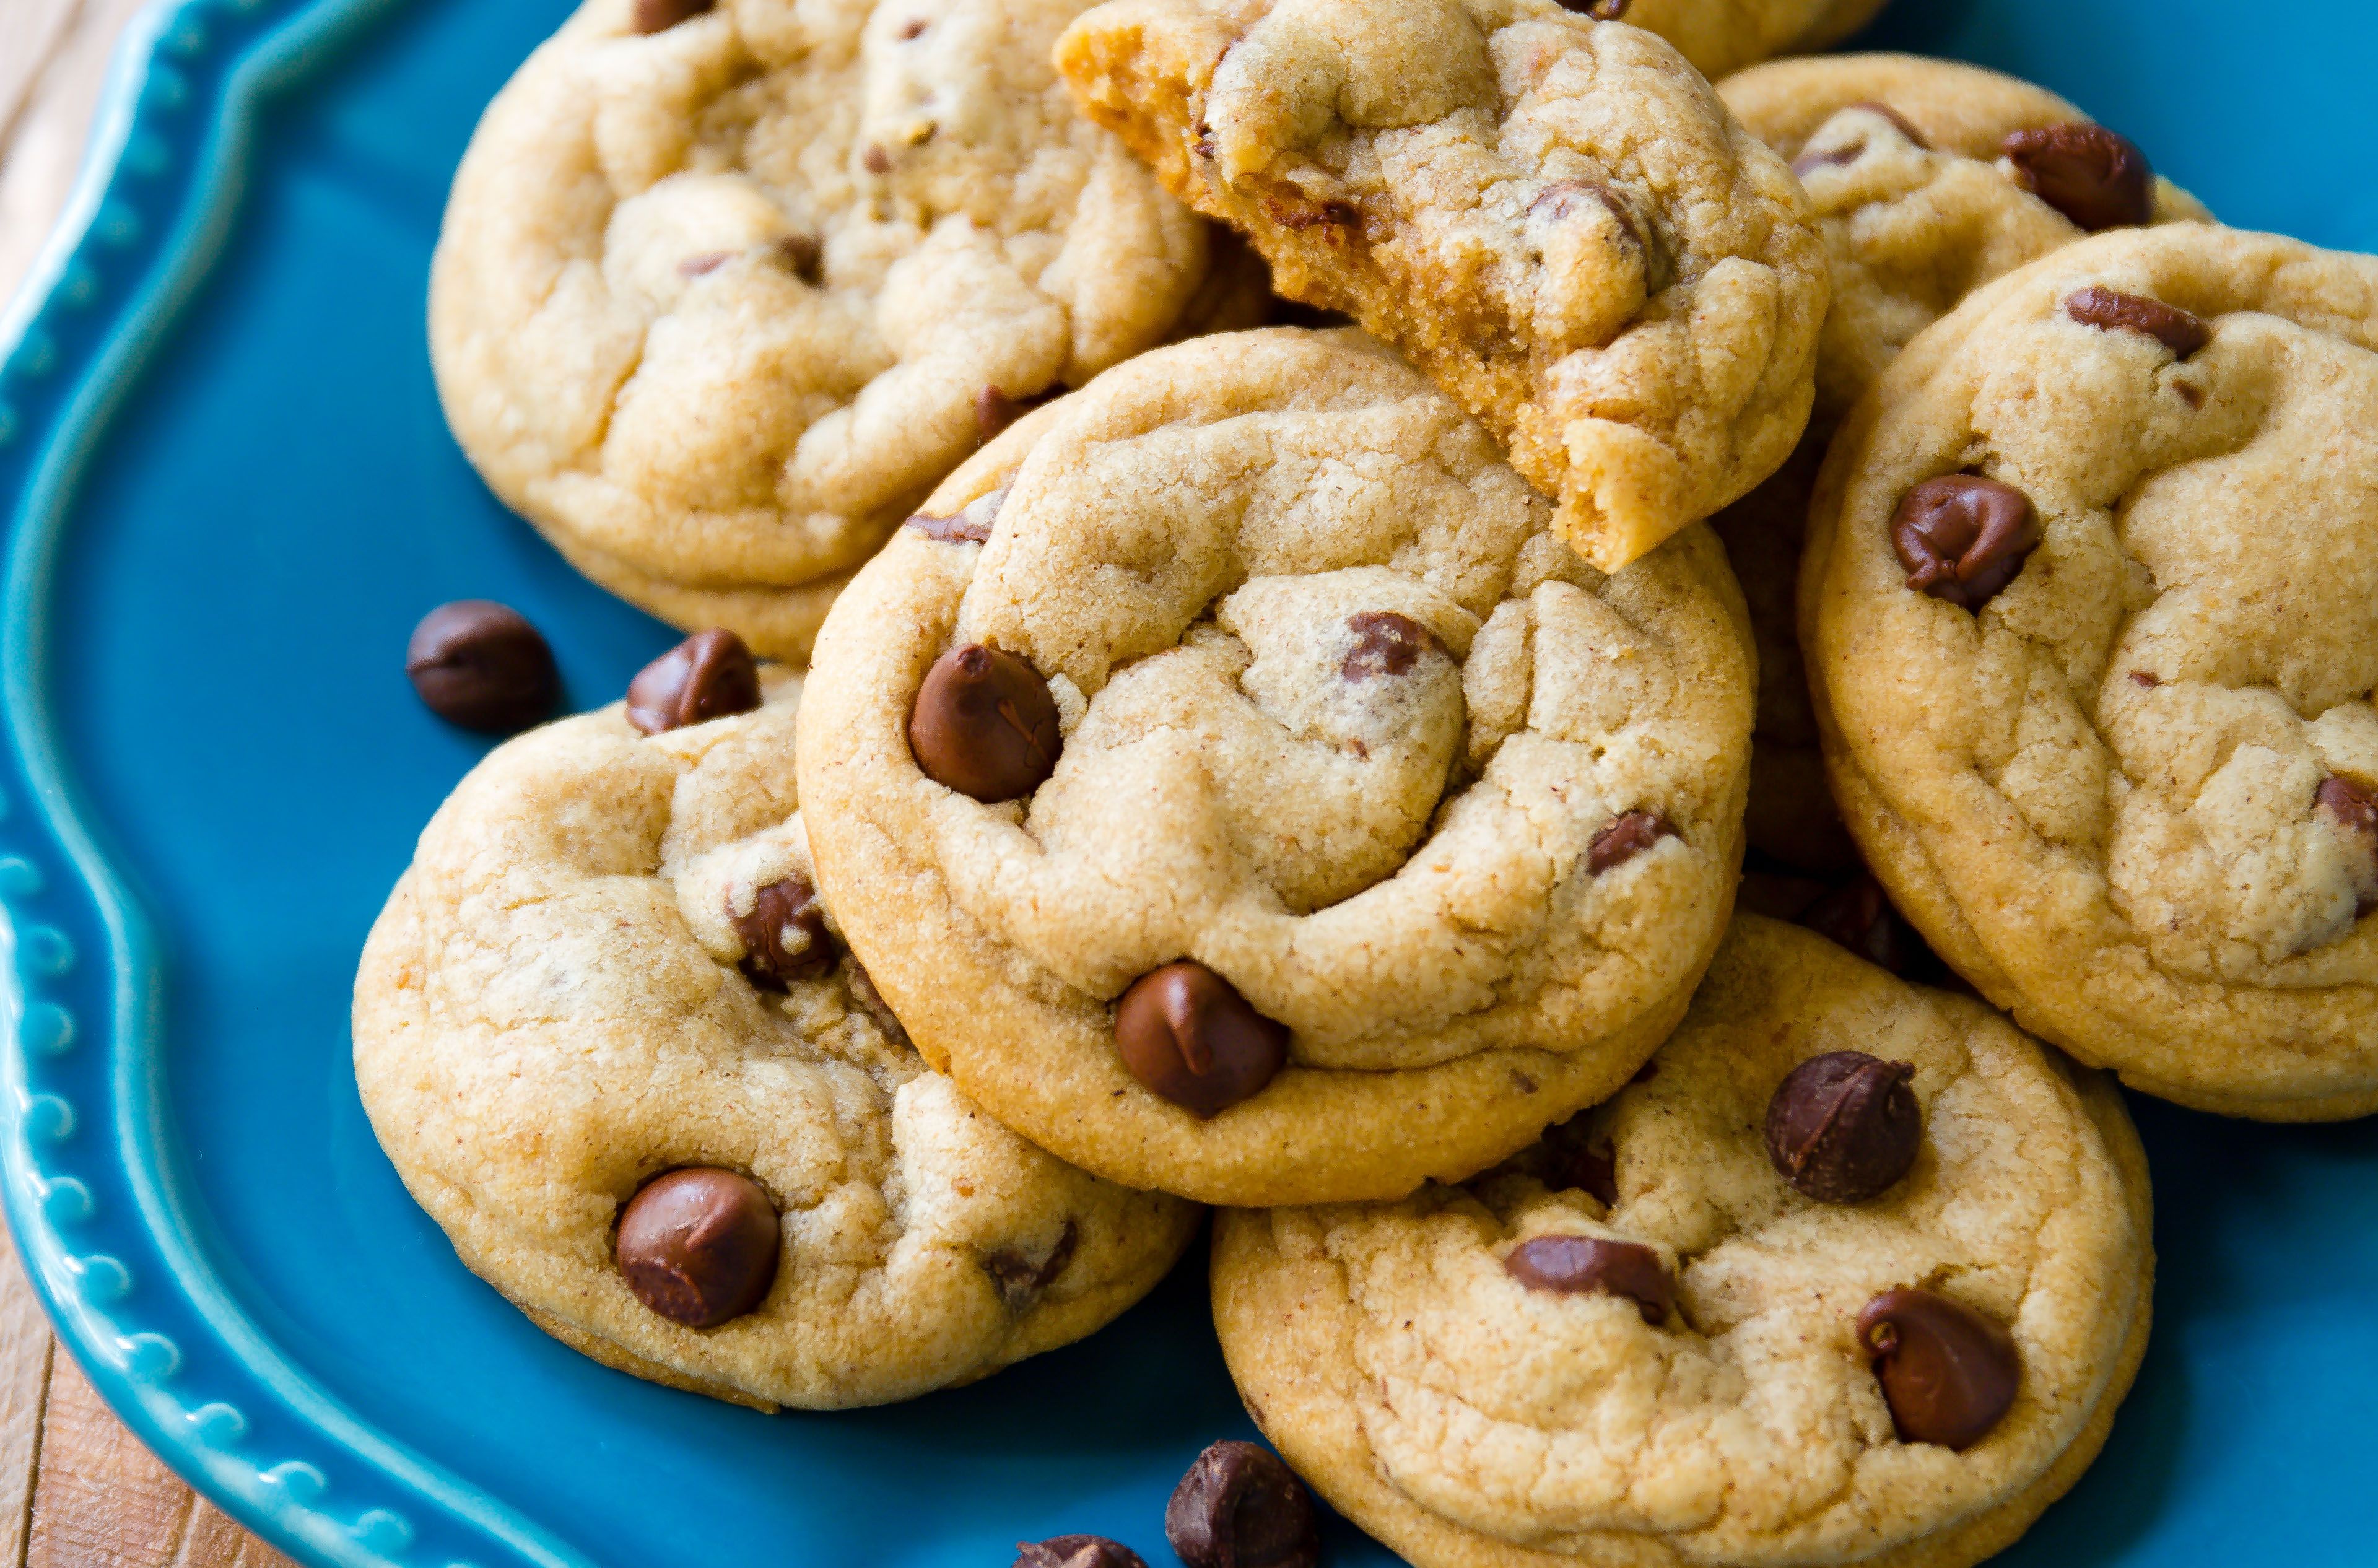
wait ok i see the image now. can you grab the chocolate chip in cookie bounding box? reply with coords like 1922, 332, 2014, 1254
1115, 962, 1289, 1118
1016, 1538, 1148, 1568
1165, 1441, 1321, 1568
1858, 1287, 2019, 1449
1588, 811, 1679, 873
1764, 1052, 1922, 1203
983, 1220, 1079, 1312
626, 629, 761, 735
2000, 123, 2153, 231
405, 601, 559, 734
910, 644, 1062, 802
1891, 476, 2040, 609
1339, 611, 1440, 681
1504, 1235, 1675, 1323
733, 876, 835, 990
2063, 285, 2210, 356
905, 487, 1008, 545
615, 1168, 780, 1328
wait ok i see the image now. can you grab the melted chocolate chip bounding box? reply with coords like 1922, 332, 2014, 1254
1503, 1235, 1675, 1323
632, 0, 712, 32
1890, 476, 2040, 609
1114, 962, 1289, 1118
908, 643, 1061, 801
1858, 1287, 2020, 1449
404, 601, 558, 734
905, 487, 1008, 544
1341, 611, 1439, 681
1588, 811, 1679, 874
1016, 1539, 1148, 1568
1797, 875, 1932, 977
984, 1219, 1079, 1310
1764, 1052, 1923, 1203
615, 1169, 779, 1328
625, 628, 761, 734
1165, 1442, 1320, 1568
2064, 285, 2210, 356
733, 876, 835, 990
2001, 123, 2153, 230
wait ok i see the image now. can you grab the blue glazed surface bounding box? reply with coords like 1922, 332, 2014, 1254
0, 0, 2372, 1563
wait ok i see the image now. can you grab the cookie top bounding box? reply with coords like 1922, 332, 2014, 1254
1803, 224, 2378, 1119
796, 328, 1754, 1206
1720, 54, 2210, 425
1213, 915, 2151, 1568
430, 0, 1240, 658
353, 671, 1198, 1409
1055, 0, 1826, 573
1622, 0, 1888, 81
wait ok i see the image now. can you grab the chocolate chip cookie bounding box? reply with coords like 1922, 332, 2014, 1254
796, 328, 1754, 1206
1055, 0, 1827, 573
1804, 223, 2378, 1118
1212, 914, 2152, 1568
353, 662, 1198, 1409
430, 0, 1252, 660
1622, 0, 1890, 82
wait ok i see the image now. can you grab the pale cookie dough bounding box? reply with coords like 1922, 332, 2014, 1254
1622, 0, 1890, 83
1055, 0, 1827, 572
1803, 224, 2378, 1119
797, 328, 1754, 1206
353, 671, 1198, 1409
1213, 914, 2152, 1568
430, 0, 1247, 659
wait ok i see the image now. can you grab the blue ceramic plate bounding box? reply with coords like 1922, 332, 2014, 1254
1, 0, 2374, 1562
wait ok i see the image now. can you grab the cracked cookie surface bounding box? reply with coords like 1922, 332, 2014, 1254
1804, 223, 2378, 1118
796, 328, 1753, 1206
430, 0, 1247, 659
1055, 0, 1826, 572
353, 671, 1198, 1409
1213, 914, 2151, 1568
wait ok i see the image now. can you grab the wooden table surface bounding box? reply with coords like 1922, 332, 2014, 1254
4, 0, 302, 1561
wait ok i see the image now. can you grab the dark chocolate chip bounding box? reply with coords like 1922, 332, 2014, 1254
1764, 1052, 1923, 1203
977, 386, 1058, 444
677, 250, 732, 277
625, 628, 761, 734
1797, 875, 1930, 977
776, 233, 824, 284
908, 643, 1061, 801
905, 487, 1008, 544
1858, 1287, 2019, 1449
632, 0, 712, 33
2001, 123, 2153, 231
1503, 1235, 1675, 1323
2064, 285, 2210, 356
1341, 611, 1440, 681
1588, 811, 1678, 874
1114, 961, 1289, 1118
2318, 775, 2378, 838
1165, 1441, 1321, 1568
1890, 475, 2040, 609
733, 876, 834, 990
983, 1219, 1079, 1310
1790, 102, 1930, 178
615, 1168, 779, 1328
1016, 1538, 1148, 1568
405, 601, 559, 734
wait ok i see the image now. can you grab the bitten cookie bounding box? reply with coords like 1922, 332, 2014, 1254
1055, 0, 1826, 572
354, 660, 1198, 1410
1213, 914, 2152, 1568
1803, 224, 2378, 1119
797, 328, 1754, 1206
430, 0, 1252, 659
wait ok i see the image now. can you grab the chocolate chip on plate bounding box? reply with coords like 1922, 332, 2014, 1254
1858, 1286, 2020, 1449
908, 643, 1061, 801
1891, 475, 2040, 609
1340, 611, 1439, 681
615, 1168, 780, 1328
1764, 1052, 1923, 1203
2063, 285, 2211, 356
733, 875, 835, 990
1166, 1441, 1322, 1568
1114, 961, 1289, 1118
632, 0, 712, 33
1588, 810, 1678, 874
404, 601, 559, 734
625, 628, 760, 735
2000, 123, 2153, 231
1502, 1235, 1675, 1323
1016, 1538, 1148, 1568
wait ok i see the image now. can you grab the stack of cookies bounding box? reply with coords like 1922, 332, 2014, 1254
357, 0, 2378, 1564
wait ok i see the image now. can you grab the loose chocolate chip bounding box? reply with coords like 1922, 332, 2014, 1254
1890, 475, 2040, 609
984, 1219, 1079, 1310
2064, 285, 2210, 356
1588, 811, 1678, 874
1504, 1235, 1675, 1323
615, 1168, 780, 1328
1797, 875, 1928, 977
733, 876, 834, 990
908, 643, 1061, 801
1341, 611, 1439, 680
1115, 962, 1289, 1118
775, 233, 824, 284
2001, 123, 2153, 231
625, 628, 761, 735
1858, 1287, 2019, 1449
905, 486, 1008, 544
1165, 1441, 1321, 1568
405, 601, 559, 734
1764, 1052, 1923, 1203
1016, 1538, 1148, 1568
632, 0, 712, 32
